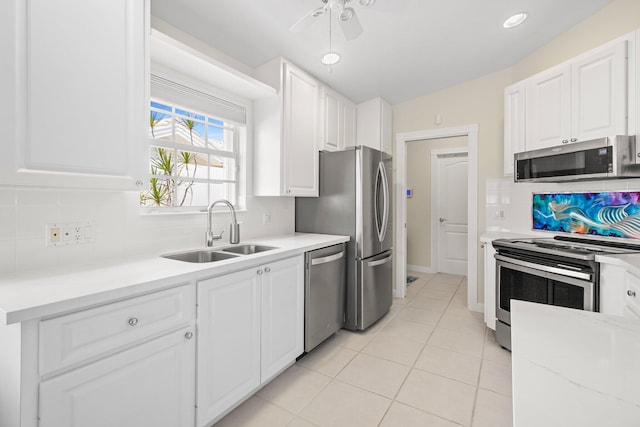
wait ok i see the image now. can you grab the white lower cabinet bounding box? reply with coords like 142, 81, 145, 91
482, 241, 497, 330
39, 327, 195, 427
196, 268, 262, 426
260, 256, 304, 383
196, 255, 304, 426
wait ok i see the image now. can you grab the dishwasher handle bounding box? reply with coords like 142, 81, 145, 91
310, 251, 345, 266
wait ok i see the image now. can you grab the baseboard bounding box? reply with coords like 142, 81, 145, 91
407, 265, 433, 274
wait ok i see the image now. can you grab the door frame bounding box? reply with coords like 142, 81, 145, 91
431, 148, 468, 276
395, 124, 482, 313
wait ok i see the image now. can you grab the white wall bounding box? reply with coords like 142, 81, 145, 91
0, 188, 293, 274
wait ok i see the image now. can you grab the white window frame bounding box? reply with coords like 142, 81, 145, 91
141, 69, 249, 213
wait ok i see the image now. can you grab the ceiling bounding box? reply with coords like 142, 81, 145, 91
150, 0, 613, 105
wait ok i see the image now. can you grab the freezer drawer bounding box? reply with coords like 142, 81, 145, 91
305, 243, 346, 352
357, 250, 393, 330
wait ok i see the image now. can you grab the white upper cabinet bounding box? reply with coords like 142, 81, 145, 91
571, 40, 628, 142
355, 97, 393, 155
320, 86, 357, 152
525, 37, 629, 151
0, 0, 148, 190
254, 58, 320, 197
503, 81, 526, 176
525, 63, 571, 150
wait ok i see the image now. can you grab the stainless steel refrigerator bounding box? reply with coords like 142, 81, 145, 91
295, 146, 393, 331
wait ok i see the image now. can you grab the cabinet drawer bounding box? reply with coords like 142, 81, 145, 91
40, 284, 195, 376
624, 272, 640, 315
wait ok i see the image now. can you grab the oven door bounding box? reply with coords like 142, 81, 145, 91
495, 255, 595, 325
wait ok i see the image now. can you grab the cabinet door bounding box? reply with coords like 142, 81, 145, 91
599, 263, 626, 316
343, 99, 357, 149
571, 40, 628, 141
261, 256, 304, 383
483, 243, 497, 330
526, 64, 571, 150
504, 82, 526, 176
381, 99, 393, 155
1, 0, 147, 189
282, 63, 320, 196
197, 269, 261, 426
39, 327, 195, 427
322, 87, 343, 151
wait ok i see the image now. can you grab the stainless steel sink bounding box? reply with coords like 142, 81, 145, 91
221, 245, 277, 255
162, 250, 240, 263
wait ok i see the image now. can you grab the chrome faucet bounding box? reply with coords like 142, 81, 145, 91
206, 199, 240, 246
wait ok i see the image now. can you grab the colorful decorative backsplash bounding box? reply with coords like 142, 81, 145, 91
532, 192, 640, 240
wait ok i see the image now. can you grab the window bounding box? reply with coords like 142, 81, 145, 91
141, 75, 246, 211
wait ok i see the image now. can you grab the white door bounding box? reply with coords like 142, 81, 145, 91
261, 256, 304, 383
436, 153, 468, 275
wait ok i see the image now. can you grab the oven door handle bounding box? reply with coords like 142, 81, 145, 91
494, 254, 592, 281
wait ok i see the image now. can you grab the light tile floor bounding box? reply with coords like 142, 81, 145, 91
215, 271, 513, 427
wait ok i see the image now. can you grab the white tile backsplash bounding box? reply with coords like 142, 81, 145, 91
0, 187, 294, 273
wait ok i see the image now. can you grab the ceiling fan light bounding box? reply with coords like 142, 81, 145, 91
339, 7, 354, 21
503, 12, 528, 29
321, 52, 341, 65
359, 0, 375, 5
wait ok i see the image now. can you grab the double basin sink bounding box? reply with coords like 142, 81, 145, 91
162, 244, 277, 263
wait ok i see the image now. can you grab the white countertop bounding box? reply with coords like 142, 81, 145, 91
0, 233, 349, 326
511, 300, 640, 427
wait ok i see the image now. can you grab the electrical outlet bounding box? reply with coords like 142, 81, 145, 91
262, 213, 272, 224
47, 222, 94, 246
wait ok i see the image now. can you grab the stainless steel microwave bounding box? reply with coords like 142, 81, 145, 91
514, 135, 639, 182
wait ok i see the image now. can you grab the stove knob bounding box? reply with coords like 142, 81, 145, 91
627, 290, 636, 298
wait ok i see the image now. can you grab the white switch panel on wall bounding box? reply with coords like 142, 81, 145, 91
47, 222, 95, 247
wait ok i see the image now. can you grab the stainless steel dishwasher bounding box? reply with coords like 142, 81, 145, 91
305, 243, 346, 352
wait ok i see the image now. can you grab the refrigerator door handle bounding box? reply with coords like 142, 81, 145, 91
380, 160, 390, 242
311, 251, 345, 266
375, 161, 389, 243
367, 254, 392, 267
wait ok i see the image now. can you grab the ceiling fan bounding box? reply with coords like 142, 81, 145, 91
290, 0, 377, 41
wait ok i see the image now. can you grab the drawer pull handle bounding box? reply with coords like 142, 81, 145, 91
185, 332, 194, 340
264, 267, 271, 273
128, 317, 139, 326
627, 290, 637, 298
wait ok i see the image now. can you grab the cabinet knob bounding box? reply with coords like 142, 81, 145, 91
627, 290, 636, 298
561, 139, 569, 144
257, 269, 263, 275
128, 317, 139, 326
570, 138, 577, 142
135, 180, 144, 187
185, 332, 194, 340
264, 267, 271, 273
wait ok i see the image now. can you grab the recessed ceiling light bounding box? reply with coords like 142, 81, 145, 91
503, 12, 528, 29
321, 52, 341, 65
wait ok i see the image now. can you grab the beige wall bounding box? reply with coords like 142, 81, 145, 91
406, 136, 467, 270
393, 0, 640, 305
